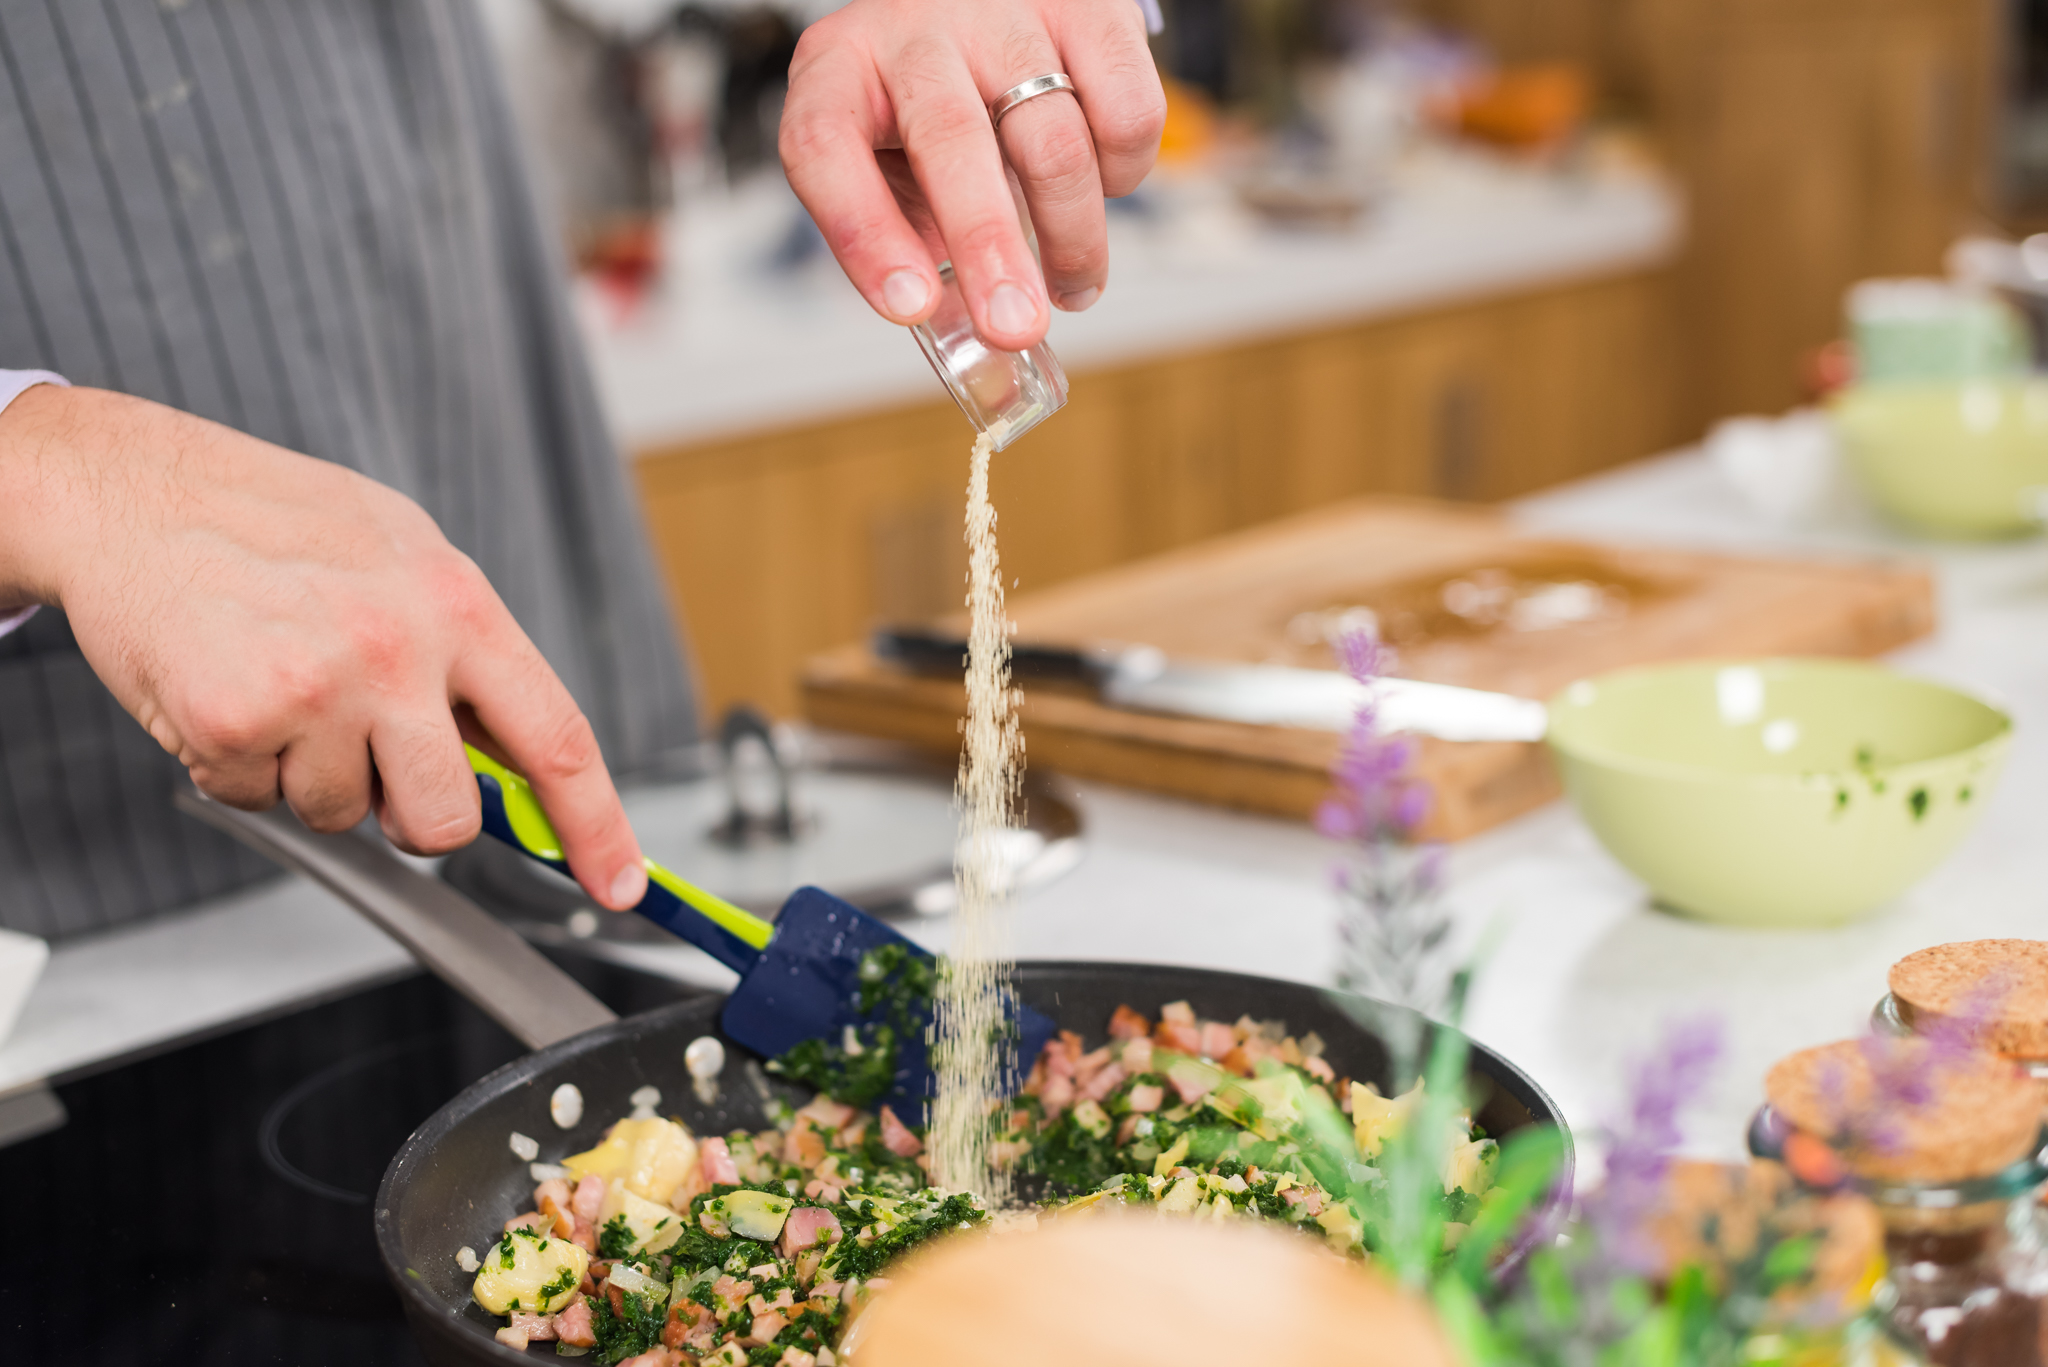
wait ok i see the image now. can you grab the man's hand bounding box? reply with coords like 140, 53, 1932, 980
0, 386, 650, 910
781, 0, 1166, 349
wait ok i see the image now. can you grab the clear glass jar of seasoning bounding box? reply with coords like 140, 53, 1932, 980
1753, 1037, 2048, 1367
910, 261, 1068, 451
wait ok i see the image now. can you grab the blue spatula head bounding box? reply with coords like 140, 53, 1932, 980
724, 887, 1058, 1122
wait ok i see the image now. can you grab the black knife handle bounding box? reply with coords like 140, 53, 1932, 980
873, 626, 1103, 684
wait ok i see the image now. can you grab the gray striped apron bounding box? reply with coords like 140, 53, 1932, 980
0, 0, 700, 940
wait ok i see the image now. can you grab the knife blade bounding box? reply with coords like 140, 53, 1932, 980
873, 628, 1549, 743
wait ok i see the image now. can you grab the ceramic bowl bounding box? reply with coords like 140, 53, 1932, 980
1832, 380, 2048, 538
1545, 659, 2011, 927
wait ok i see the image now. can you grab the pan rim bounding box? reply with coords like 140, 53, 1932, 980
375, 960, 1573, 1361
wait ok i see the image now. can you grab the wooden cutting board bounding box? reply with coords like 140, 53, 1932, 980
801, 497, 1936, 840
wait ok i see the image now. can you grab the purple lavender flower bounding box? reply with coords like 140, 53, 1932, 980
1585, 1014, 1726, 1276
1830, 967, 2017, 1155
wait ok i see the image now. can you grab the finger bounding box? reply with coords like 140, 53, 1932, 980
453, 629, 645, 911
781, 35, 944, 325
995, 78, 1107, 311
890, 47, 1049, 350
277, 728, 375, 834
369, 710, 479, 855
172, 685, 286, 811
1050, 0, 1166, 198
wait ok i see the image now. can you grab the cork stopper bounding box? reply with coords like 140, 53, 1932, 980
1765, 1038, 2040, 1185
1889, 940, 2048, 1060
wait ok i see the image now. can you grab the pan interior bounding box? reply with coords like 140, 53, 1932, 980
377, 963, 1569, 1362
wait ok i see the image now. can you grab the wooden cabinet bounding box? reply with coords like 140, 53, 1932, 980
634, 266, 1683, 719
1421, 0, 1997, 422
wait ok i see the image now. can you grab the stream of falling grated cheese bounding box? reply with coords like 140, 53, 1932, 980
927, 427, 1022, 1204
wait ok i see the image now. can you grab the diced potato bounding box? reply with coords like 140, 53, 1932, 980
1151, 1133, 1190, 1178
1316, 1200, 1364, 1252
1442, 1137, 1500, 1196
1211, 1072, 1306, 1142
471, 1229, 589, 1316
702, 1188, 794, 1242
600, 1179, 686, 1255
1350, 1079, 1424, 1159
564, 1116, 698, 1207
1156, 1176, 1201, 1213
1070, 1099, 1111, 1139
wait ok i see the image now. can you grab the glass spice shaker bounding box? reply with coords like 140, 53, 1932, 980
1753, 1036, 2048, 1367
910, 261, 1068, 451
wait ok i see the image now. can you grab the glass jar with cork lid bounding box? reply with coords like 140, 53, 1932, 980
1875, 940, 2048, 1082
1750, 1033, 2048, 1367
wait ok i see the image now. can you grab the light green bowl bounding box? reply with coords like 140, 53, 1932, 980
1832, 380, 2048, 538
1545, 659, 2011, 927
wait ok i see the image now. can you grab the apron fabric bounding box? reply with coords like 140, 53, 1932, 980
0, 0, 700, 940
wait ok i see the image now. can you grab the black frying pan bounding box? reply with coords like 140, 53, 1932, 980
178, 795, 1571, 1367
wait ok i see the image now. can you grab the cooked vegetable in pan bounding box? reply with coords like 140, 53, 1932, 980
475, 991, 1498, 1364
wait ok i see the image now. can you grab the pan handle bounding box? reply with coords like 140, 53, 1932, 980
174, 787, 617, 1051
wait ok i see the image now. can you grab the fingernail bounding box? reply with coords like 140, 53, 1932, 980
883, 269, 931, 319
988, 282, 1038, 337
608, 863, 647, 909
1056, 286, 1101, 313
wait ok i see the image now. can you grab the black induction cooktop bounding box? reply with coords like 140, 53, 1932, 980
1, 956, 705, 1366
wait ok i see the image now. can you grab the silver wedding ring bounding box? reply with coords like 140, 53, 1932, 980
991, 73, 1077, 129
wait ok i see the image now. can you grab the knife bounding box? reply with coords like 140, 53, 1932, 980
874, 627, 1550, 743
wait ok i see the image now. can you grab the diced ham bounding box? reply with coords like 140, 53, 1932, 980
699, 1136, 741, 1186
554, 1299, 597, 1348
779, 1349, 818, 1367
1199, 1021, 1237, 1060
780, 1206, 844, 1258
510, 1311, 557, 1341
1115, 1114, 1146, 1144
495, 1326, 530, 1351
619, 1351, 682, 1367
1281, 1187, 1327, 1216
711, 1277, 755, 1313
1108, 1004, 1151, 1040
1304, 1056, 1335, 1082
1080, 1061, 1127, 1103
879, 1105, 923, 1158
1118, 1036, 1154, 1074
747, 1310, 791, 1346
803, 1178, 846, 1204
571, 1217, 597, 1253
798, 1095, 855, 1129
784, 1126, 826, 1166
504, 1210, 547, 1236
661, 1298, 711, 1350
1039, 1073, 1075, 1118
533, 1177, 572, 1213
1045, 1031, 1083, 1077
1160, 1001, 1196, 1025
1220, 1046, 1256, 1078
1075, 1046, 1114, 1086
1157, 1019, 1203, 1054
1167, 1070, 1213, 1107
1127, 1083, 1164, 1113
835, 1118, 870, 1149
571, 1174, 607, 1223
990, 1138, 1032, 1169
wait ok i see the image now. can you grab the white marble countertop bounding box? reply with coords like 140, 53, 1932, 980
8, 446, 2043, 1178
581, 150, 1683, 451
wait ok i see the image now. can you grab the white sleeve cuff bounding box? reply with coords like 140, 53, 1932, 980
0, 369, 68, 417
0, 370, 66, 641
1136, 0, 1162, 33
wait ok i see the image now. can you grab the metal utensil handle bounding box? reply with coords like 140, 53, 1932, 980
174, 787, 617, 1051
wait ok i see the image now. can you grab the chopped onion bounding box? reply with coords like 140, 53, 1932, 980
529, 1162, 570, 1183
607, 1261, 669, 1299
509, 1131, 539, 1162
550, 1083, 584, 1130
629, 1084, 661, 1109
684, 1036, 726, 1081
455, 1246, 479, 1273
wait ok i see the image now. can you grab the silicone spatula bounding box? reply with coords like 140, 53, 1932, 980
467, 746, 1055, 1118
